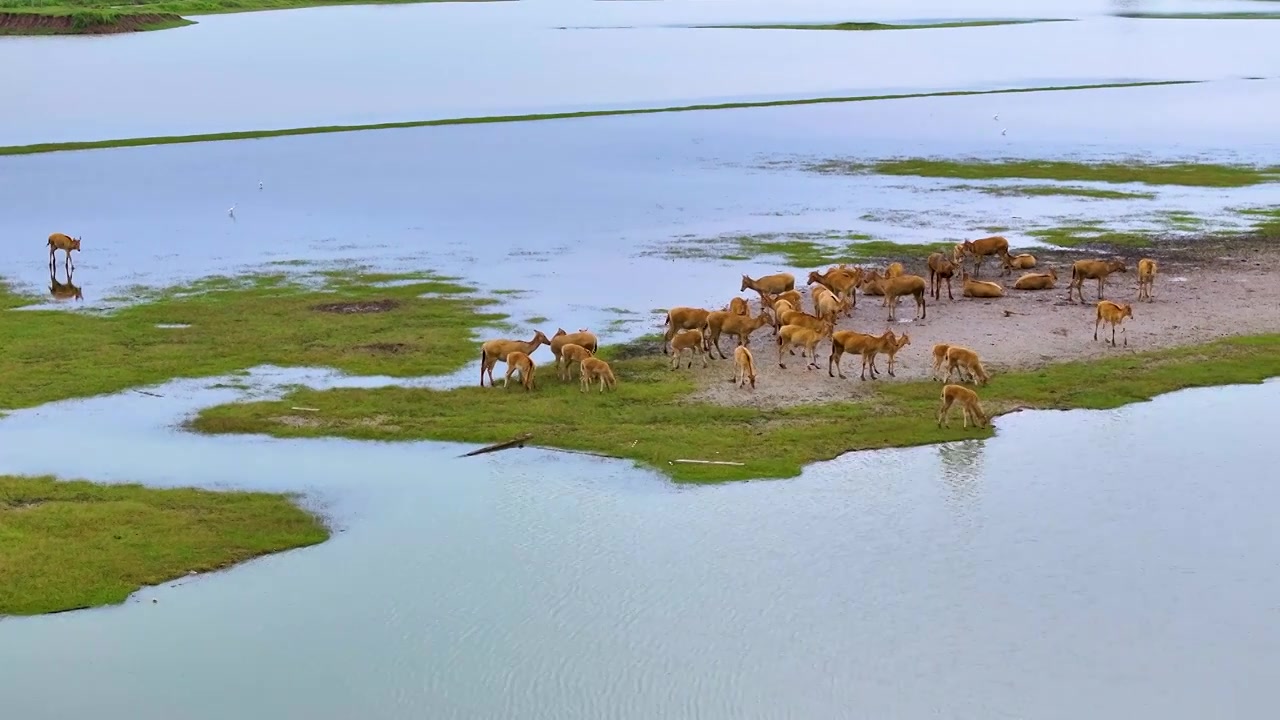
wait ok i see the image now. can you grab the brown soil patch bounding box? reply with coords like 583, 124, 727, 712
311, 299, 400, 314
357, 342, 413, 354
0, 11, 185, 35
677, 236, 1280, 409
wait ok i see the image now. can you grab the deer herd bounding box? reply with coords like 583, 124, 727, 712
477, 234, 1160, 431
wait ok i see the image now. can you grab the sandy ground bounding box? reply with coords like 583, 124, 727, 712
674, 236, 1280, 408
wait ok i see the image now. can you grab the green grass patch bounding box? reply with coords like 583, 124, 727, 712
0, 268, 505, 411
1160, 210, 1206, 231
1236, 206, 1280, 236
1026, 224, 1154, 249
813, 158, 1280, 188
952, 183, 1158, 200
0, 81, 1197, 157
1115, 11, 1280, 20
646, 232, 955, 265
0, 0, 505, 36
697, 18, 1071, 31
0, 475, 327, 616
190, 335, 1280, 483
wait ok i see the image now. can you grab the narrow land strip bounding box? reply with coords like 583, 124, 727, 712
0, 81, 1198, 157
0, 0, 507, 36
696, 19, 1073, 31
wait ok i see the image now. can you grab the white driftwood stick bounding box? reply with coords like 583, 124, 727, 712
291, 407, 321, 412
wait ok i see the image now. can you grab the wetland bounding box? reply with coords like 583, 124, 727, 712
4, 1, 1280, 717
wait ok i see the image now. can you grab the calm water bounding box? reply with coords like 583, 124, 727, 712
4, 0, 1280, 144
1, 375, 1278, 718
3, 76, 1278, 328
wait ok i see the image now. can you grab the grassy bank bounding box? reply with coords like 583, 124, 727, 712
0, 0, 504, 36
697, 19, 1071, 31
0, 81, 1196, 157
0, 268, 505, 411
190, 335, 1280, 483
809, 158, 1280, 188
0, 475, 327, 616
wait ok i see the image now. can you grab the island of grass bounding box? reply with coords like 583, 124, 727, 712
0, 475, 327, 616
0, 267, 505, 411
190, 335, 1280, 483
696, 18, 1072, 31
0, 0, 509, 36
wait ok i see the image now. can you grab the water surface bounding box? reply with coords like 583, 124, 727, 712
5, 0, 1280, 144
1, 375, 1278, 719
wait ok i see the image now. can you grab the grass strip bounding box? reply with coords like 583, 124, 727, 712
189, 335, 1280, 483
0, 475, 327, 616
810, 157, 1280, 188
698, 19, 1072, 31
1114, 11, 1280, 20
0, 80, 1198, 158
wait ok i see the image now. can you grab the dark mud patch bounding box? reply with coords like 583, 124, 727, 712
357, 342, 413, 354
311, 299, 400, 314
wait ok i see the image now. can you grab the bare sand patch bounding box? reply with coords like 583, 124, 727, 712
680, 238, 1280, 408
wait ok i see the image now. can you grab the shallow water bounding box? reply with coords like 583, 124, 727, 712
2, 374, 1279, 718
4, 0, 1280, 144
3, 76, 1279, 336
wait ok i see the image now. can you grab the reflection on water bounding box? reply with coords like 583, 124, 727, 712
47, 264, 83, 302
938, 438, 984, 499
0, 377, 1279, 718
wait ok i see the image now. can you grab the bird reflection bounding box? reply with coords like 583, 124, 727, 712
49, 264, 83, 302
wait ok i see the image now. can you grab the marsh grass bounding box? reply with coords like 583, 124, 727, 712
0, 268, 504, 410
0, 475, 327, 616
190, 335, 1280, 483
0, 81, 1196, 157
953, 184, 1158, 200
1237, 206, 1280, 235
812, 158, 1280, 188
647, 233, 955, 265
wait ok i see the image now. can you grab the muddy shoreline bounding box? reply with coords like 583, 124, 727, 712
0, 12, 189, 35
678, 233, 1280, 408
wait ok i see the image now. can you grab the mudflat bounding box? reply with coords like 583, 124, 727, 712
685, 236, 1280, 409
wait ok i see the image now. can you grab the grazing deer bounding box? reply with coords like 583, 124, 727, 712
937, 384, 988, 429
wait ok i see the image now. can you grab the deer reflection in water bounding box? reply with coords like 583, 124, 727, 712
49, 264, 84, 302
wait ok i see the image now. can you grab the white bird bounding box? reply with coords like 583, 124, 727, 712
258, 180, 264, 190
993, 113, 999, 121
1001, 128, 1007, 136
228, 204, 236, 217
